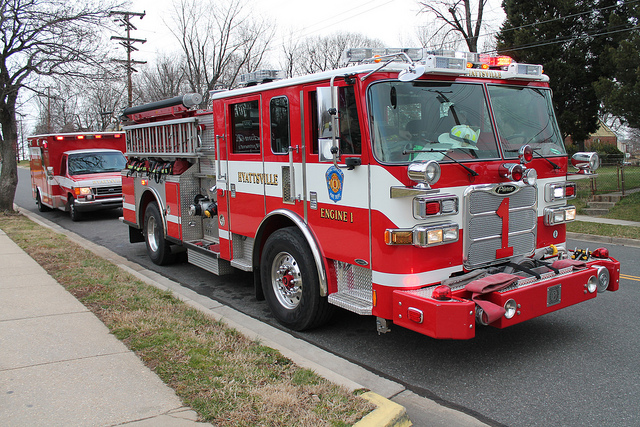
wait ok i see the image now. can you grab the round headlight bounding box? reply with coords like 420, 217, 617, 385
595, 266, 610, 293
522, 168, 537, 186
408, 160, 441, 187
587, 275, 598, 294
504, 299, 517, 319
571, 152, 600, 173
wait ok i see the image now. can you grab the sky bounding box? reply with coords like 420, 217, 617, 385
19, 0, 506, 137
123, 0, 506, 66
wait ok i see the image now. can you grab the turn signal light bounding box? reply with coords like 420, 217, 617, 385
591, 248, 609, 259
432, 285, 452, 300
499, 163, 524, 181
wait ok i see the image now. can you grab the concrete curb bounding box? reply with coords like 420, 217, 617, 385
355, 392, 411, 427
13, 205, 413, 427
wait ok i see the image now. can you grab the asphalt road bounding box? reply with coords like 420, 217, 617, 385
14, 167, 640, 427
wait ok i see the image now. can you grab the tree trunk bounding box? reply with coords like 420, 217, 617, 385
0, 97, 19, 212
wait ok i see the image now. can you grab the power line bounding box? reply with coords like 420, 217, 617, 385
496, 0, 639, 37
494, 24, 640, 55
479, 0, 639, 53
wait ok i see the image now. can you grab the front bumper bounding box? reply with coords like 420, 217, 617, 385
74, 196, 123, 212
392, 258, 620, 339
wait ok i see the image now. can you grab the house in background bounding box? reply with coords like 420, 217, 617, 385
564, 119, 619, 150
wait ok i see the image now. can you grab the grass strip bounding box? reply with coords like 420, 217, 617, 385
0, 212, 373, 426
566, 221, 640, 240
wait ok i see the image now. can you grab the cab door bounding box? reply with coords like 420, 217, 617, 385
303, 83, 371, 273
218, 95, 266, 263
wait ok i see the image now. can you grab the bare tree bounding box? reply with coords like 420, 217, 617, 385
418, 0, 487, 52
134, 54, 188, 103
84, 75, 126, 131
0, 0, 121, 211
280, 32, 302, 78
169, 0, 274, 103
297, 32, 384, 75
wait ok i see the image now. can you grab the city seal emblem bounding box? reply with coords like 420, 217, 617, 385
325, 165, 344, 203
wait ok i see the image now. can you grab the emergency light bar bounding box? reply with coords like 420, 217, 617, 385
239, 70, 285, 86
342, 48, 547, 80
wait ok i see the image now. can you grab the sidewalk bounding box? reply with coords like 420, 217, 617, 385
575, 214, 640, 228
0, 228, 210, 426
1, 212, 489, 427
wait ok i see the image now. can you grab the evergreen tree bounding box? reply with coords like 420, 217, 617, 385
496, 0, 637, 149
594, 3, 640, 128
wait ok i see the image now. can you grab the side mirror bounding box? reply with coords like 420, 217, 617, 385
317, 86, 340, 163
318, 138, 335, 162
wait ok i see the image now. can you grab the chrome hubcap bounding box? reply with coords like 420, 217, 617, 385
271, 251, 302, 309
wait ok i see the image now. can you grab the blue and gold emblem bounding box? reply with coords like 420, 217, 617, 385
325, 165, 343, 203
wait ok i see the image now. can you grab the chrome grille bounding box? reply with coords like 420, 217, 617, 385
95, 186, 122, 196
464, 184, 537, 269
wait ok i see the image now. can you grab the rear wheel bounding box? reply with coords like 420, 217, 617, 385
36, 190, 50, 212
144, 202, 173, 265
260, 227, 333, 331
68, 197, 81, 221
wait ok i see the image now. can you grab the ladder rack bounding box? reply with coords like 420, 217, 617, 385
124, 117, 200, 158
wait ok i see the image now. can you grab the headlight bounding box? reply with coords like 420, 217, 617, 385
587, 275, 598, 293
522, 168, 537, 186
594, 266, 610, 293
571, 152, 600, 173
544, 206, 577, 225
74, 187, 92, 196
545, 182, 576, 202
408, 160, 441, 188
504, 299, 517, 319
385, 222, 459, 247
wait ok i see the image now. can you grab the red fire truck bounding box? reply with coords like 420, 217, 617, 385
29, 132, 126, 221
121, 49, 620, 339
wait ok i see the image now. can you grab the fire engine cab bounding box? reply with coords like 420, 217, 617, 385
29, 132, 126, 221
121, 49, 620, 339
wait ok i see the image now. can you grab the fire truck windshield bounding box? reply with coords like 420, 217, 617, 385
488, 85, 565, 158
368, 81, 565, 164
68, 152, 126, 175
368, 81, 499, 164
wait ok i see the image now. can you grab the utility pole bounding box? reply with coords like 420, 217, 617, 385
110, 10, 147, 108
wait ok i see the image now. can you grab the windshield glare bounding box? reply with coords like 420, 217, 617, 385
68, 152, 126, 175
488, 85, 565, 157
368, 81, 499, 164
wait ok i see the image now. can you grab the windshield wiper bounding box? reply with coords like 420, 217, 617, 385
504, 147, 561, 170
402, 148, 479, 177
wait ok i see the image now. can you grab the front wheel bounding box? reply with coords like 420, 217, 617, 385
68, 197, 81, 221
260, 227, 333, 331
144, 202, 174, 265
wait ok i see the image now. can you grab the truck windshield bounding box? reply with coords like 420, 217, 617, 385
487, 85, 565, 157
68, 152, 126, 175
368, 81, 500, 164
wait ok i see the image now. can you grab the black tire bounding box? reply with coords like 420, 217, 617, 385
36, 190, 50, 212
68, 197, 81, 221
260, 227, 333, 331
144, 202, 174, 265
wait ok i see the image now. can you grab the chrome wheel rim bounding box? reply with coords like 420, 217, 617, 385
146, 215, 159, 252
270, 251, 302, 309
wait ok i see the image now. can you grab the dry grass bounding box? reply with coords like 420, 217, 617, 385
0, 212, 373, 426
